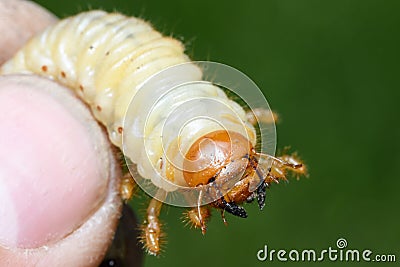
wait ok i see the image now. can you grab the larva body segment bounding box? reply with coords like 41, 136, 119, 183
0, 11, 256, 193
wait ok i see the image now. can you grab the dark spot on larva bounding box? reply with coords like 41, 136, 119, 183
79, 85, 84, 91
61, 71, 66, 78
89, 45, 94, 50
41, 65, 48, 72
97, 105, 102, 112
118, 127, 123, 134
126, 33, 133, 39
105, 51, 110, 56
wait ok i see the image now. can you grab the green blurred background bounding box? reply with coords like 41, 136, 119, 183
32, 0, 400, 266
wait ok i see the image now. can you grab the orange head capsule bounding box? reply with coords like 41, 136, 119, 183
182, 130, 257, 219
182, 130, 254, 188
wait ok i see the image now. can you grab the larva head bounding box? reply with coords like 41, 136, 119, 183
183, 130, 254, 188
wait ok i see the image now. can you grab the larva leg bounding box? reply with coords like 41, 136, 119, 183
270, 154, 305, 182
246, 108, 278, 126
196, 190, 207, 234
257, 152, 303, 182
140, 190, 166, 256
182, 206, 211, 234
220, 210, 228, 226
279, 152, 308, 179
120, 173, 136, 202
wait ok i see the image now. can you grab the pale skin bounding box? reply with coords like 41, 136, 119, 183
0, 1, 130, 266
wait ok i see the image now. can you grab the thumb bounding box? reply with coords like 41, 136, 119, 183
0, 75, 122, 266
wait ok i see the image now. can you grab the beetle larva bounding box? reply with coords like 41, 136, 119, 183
0, 10, 306, 256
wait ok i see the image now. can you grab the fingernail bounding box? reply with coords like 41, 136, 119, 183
0, 76, 110, 248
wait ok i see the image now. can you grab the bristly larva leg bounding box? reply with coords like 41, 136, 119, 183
279, 151, 308, 179
182, 206, 211, 234
120, 173, 136, 202
257, 152, 304, 183
246, 108, 279, 126
220, 210, 228, 226
140, 191, 166, 256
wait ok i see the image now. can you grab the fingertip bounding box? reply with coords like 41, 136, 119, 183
0, 75, 123, 266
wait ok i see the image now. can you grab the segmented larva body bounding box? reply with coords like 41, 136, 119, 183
1, 10, 256, 192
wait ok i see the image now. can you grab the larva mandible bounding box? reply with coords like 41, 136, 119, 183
0, 10, 306, 256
